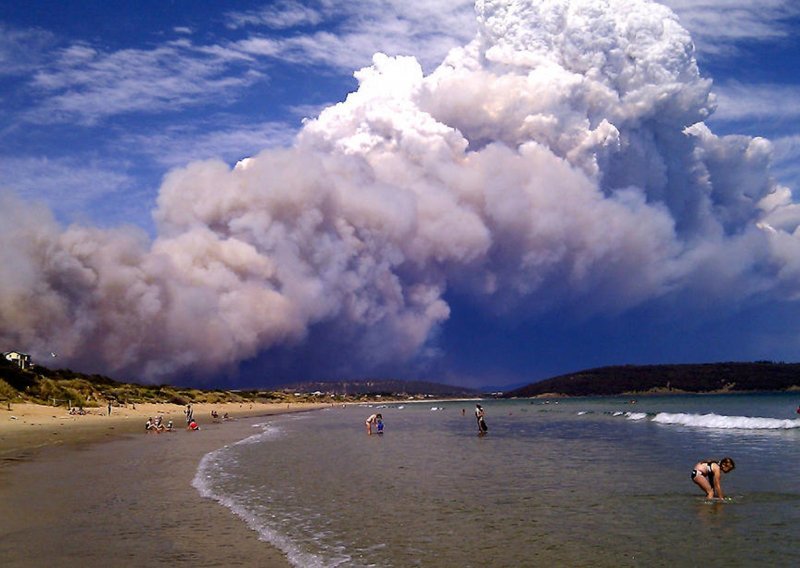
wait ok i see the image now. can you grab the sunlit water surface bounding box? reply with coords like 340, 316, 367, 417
194, 393, 800, 567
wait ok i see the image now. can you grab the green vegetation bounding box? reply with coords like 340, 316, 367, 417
504, 361, 800, 398
0, 358, 316, 407
0, 357, 477, 408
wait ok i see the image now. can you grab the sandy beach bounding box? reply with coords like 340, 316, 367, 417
0, 401, 330, 567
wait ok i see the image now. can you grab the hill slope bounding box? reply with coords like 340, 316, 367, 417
0, 359, 476, 407
504, 362, 800, 398
277, 379, 478, 397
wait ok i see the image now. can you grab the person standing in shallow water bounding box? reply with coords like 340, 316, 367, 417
691, 457, 735, 500
475, 404, 488, 435
365, 413, 382, 435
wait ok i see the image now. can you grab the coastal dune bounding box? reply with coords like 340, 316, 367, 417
0, 402, 328, 567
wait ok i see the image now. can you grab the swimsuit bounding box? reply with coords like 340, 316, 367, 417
691, 461, 716, 481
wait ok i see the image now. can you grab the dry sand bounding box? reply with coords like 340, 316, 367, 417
0, 401, 330, 567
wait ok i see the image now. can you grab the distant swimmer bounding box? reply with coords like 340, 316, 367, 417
691, 457, 735, 500
365, 413, 382, 435
475, 404, 488, 435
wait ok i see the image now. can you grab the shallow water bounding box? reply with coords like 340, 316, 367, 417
194, 393, 800, 567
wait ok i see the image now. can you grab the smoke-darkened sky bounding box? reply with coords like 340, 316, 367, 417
2, 1, 800, 390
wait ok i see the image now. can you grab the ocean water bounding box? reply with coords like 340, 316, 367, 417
193, 393, 800, 567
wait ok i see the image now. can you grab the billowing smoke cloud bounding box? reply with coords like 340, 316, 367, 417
3, 0, 800, 382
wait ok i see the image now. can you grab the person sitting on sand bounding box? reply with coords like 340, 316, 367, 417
365, 413, 382, 435
691, 457, 735, 500
145, 417, 155, 433
188, 419, 200, 431
166, 420, 174, 432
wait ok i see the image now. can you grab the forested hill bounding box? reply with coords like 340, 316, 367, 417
503, 362, 800, 398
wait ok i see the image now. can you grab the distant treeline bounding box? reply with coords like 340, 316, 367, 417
0, 358, 476, 407
0, 359, 296, 407
278, 379, 478, 397
503, 362, 800, 398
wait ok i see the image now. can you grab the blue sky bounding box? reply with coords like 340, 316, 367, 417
2, 0, 800, 390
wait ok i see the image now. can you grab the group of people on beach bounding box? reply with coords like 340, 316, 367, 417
366, 404, 488, 437
143, 404, 240, 434
145, 415, 173, 433
210, 410, 230, 421
367, 403, 738, 501
142, 403, 200, 433
185, 404, 199, 430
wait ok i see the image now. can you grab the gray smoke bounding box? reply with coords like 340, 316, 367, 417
2, 0, 799, 382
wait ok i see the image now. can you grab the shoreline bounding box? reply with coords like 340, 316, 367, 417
0, 400, 322, 459
519, 388, 800, 399
0, 401, 330, 567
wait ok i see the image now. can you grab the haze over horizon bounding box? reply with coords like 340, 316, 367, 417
3, 0, 800, 390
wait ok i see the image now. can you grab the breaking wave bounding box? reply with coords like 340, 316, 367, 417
651, 412, 800, 430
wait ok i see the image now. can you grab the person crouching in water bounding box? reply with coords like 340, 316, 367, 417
365, 413, 382, 435
691, 457, 735, 500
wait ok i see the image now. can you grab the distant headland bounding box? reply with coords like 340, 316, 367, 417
0, 356, 477, 409
4, 354, 799, 407
502, 361, 800, 398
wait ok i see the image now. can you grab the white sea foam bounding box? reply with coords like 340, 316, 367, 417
232, 423, 282, 445
192, 425, 348, 567
652, 412, 800, 430
625, 412, 648, 421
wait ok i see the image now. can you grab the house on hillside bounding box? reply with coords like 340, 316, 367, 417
3, 350, 32, 370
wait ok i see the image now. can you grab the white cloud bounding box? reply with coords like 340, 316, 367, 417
13, 1, 475, 127
124, 120, 300, 168
27, 39, 263, 125
768, 134, 800, 199
710, 82, 800, 123
0, 23, 54, 76
0, 156, 133, 217
226, 0, 327, 29
662, 0, 800, 57
230, 0, 477, 72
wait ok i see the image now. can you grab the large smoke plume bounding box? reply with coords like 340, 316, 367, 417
2, 0, 800, 383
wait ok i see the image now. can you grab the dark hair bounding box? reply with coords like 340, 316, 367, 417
719, 457, 735, 470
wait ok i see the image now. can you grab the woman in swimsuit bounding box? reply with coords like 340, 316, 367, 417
691, 457, 735, 500
365, 413, 382, 435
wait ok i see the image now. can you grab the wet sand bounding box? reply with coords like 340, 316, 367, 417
0, 402, 329, 567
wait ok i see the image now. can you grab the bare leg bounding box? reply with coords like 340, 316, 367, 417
692, 475, 714, 499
